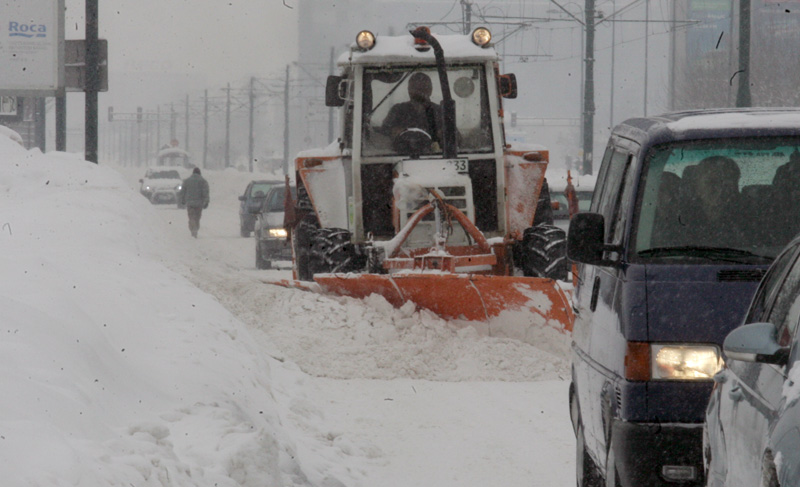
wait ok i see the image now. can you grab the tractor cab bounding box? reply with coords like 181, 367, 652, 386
285, 26, 571, 332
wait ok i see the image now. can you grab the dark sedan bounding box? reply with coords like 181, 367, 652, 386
238, 179, 281, 237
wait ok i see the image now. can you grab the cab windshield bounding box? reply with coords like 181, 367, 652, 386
634, 137, 800, 262
360, 65, 493, 157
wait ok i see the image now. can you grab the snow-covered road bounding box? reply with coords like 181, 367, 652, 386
127, 166, 577, 486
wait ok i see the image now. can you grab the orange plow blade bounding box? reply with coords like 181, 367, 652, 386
314, 273, 574, 334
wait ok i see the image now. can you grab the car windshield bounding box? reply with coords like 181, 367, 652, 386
634, 137, 800, 262
264, 187, 297, 212
360, 65, 493, 157
150, 170, 180, 179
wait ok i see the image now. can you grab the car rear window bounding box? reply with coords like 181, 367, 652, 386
151, 170, 180, 179
251, 182, 278, 196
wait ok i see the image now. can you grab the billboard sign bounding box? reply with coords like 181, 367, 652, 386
0, 0, 65, 96
687, 0, 733, 59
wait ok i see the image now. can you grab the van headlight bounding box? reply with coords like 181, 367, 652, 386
652, 344, 722, 380
625, 342, 722, 381
268, 228, 287, 238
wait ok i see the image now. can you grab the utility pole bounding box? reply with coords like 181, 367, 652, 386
184, 94, 190, 151
461, 0, 472, 34
56, 96, 66, 151
736, 0, 752, 107
170, 103, 177, 142
643, 0, 649, 116
249, 76, 255, 172
136, 106, 142, 166
35, 99, 46, 151
85, 0, 99, 163
670, 0, 676, 111
225, 83, 231, 168
283, 65, 290, 176
328, 47, 335, 143
610, 0, 616, 128
582, 0, 596, 175
203, 89, 209, 169
156, 105, 162, 150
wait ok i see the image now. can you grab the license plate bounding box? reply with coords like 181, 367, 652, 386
447, 159, 469, 174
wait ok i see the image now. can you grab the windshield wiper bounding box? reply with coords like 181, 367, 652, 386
368, 71, 413, 118
638, 246, 773, 263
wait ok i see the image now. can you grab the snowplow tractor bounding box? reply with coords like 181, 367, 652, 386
283, 26, 572, 335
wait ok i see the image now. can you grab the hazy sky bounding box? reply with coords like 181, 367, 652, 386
64, 0, 299, 90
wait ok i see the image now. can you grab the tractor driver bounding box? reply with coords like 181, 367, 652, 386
382, 72, 442, 151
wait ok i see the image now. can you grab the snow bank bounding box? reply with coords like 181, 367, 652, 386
0, 137, 295, 486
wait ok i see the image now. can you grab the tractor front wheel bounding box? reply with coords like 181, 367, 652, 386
310, 228, 364, 274
293, 213, 320, 281
520, 224, 568, 281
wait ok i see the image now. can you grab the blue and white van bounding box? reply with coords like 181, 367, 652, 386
567, 108, 800, 487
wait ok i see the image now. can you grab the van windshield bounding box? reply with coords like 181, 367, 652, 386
634, 137, 800, 262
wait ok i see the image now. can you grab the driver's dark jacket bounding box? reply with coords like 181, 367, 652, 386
382, 100, 441, 142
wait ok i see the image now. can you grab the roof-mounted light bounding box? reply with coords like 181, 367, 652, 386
471, 27, 492, 47
413, 26, 431, 51
356, 30, 376, 51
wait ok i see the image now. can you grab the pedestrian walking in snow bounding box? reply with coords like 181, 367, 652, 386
178, 167, 210, 238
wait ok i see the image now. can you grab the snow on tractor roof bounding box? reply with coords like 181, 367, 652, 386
340, 31, 499, 66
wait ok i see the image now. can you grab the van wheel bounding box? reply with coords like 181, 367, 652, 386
577, 422, 602, 487
521, 224, 568, 280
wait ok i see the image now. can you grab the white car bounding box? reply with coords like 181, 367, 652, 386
139, 167, 185, 206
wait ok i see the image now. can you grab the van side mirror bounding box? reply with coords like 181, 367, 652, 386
326, 75, 346, 107
567, 213, 620, 266
498, 74, 517, 99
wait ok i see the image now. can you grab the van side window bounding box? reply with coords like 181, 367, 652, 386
611, 154, 637, 244
589, 146, 614, 213
596, 149, 631, 238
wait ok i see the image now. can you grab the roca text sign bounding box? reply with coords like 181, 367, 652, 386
0, 0, 64, 96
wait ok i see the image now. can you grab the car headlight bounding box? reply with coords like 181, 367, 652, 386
175, 184, 182, 191
268, 228, 288, 238
652, 344, 722, 380
625, 342, 722, 381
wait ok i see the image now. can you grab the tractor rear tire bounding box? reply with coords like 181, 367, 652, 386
521, 223, 568, 281
294, 213, 320, 281
310, 228, 363, 274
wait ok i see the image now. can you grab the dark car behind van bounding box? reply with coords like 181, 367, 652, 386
239, 179, 282, 237
568, 108, 800, 487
